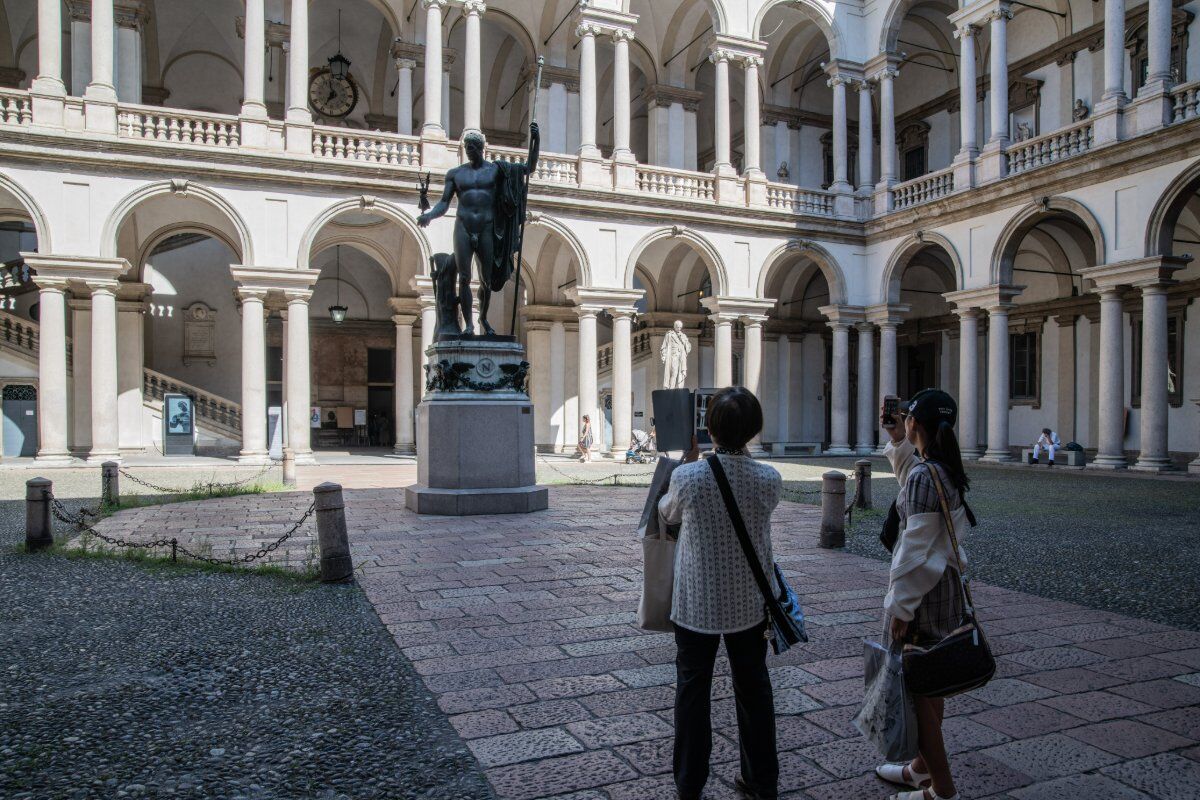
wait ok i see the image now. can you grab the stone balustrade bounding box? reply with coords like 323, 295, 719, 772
0, 89, 31, 127
1006, 118, 1094, 176
313, 127, 420, 166
892, 166, 955, 210
119, 105, 241, 147
143, 368, 242, 437
636, 164, 716, 201
1171, 80, 1200, 124
765, 182, 835, 216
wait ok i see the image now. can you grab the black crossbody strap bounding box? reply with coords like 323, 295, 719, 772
925, 463, 979, 623
704, 455, 780, 614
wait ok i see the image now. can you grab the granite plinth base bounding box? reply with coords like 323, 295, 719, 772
405, 484, 548, 515
407, 338, 547, 516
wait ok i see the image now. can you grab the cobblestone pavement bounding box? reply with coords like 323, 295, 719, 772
89, 483, 1200, 799
0, 468, 494, 800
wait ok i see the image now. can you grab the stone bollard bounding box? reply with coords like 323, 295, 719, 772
854, 459, 872, 510
282, 449, 296, 488
313, 482, 352, 583
819, 471, 846, 548
101, 461, 120, 508
25, 477, 53, 552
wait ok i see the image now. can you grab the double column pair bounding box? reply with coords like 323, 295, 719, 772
31, 0, 122, 129
576, 19, 636, 161
820, 307, 879, 455
709, 48, 765, 178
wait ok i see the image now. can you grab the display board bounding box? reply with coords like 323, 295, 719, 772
162, 393, 195, 456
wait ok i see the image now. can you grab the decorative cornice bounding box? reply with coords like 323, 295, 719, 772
641, 84, 704, 112
574, 7, 639, 39
522, 62, 580, 92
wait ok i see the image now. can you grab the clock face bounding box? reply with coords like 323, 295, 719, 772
309, 70, 358, 118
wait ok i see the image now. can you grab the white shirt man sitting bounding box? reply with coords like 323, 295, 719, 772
1031, 428, 1061, 465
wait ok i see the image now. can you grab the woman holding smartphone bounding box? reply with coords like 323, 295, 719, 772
875, 389, 971, 800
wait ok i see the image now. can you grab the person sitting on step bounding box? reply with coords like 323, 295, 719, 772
1031, 428, 1061, 466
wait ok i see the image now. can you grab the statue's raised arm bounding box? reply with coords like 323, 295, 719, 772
523, 122, 540, 177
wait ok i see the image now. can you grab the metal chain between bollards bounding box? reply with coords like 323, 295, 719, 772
535, 457, 656, 486
117, 462, 275, 495
45, 490, 316, 568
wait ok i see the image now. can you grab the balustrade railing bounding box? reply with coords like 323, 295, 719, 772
892, 167, 955, 210
765, 182, 835, 216
119, 106, 241, 147
143, 368, 242, 436
1171, 80, 1200, 124
487, 145, 579, 184
597, 342, 613, 371
1006, 119, 1093, 175
0, 310, 38, 357
0, 89, 31, 126
313, 127, 420, 166
636, 165, 716, 201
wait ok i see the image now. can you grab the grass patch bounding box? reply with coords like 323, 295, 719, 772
23, 534, 320, 584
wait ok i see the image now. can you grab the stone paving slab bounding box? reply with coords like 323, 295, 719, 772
91, 485, 1200, 799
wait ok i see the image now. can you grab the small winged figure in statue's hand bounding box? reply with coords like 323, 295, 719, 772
418, 172, 432, 213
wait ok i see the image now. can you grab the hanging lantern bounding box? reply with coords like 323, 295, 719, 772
328, 244, 348, 324
329, 9, 351, 80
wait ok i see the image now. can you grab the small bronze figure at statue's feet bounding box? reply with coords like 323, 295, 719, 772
417, 124, 540, 338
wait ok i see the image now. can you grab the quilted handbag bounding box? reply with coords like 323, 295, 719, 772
705, 455, 808, 655
900, 465, 995, 698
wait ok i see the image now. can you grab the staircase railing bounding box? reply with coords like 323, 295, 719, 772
142, 368, 243, 439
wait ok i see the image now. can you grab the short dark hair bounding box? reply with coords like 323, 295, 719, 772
1042, 427, 1052, 435
706, 387, 762, 451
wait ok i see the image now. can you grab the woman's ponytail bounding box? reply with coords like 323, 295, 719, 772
928, 419, 970, 495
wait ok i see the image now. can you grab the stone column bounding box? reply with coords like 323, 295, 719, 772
1146, 0, 1172, 87
856, 322, 875, 454
610, 310, 634, 455
242, 0, 267, 118
527, 322, 553, 450
577, 308, 599, 455
462, 0, 485, 135
856, 81, 874, 193
877, 68, 897, 185
711, 50, 732, 172
743, 56, 764, 176
982, 304, 1012, 461
956, 308, 981, 457
775, 334, 790, 446
396, 59, 415, 135
877, 320, 899, 411
34, 279, 70, 462
116, 299, 145, 452
31, 0, 66, 126
114, 7, 142, 103
955, 25, 978, 157
612, 30, 634, 160
393, 315, 416, 452
550, 321, 566, 451
828, 321, 852, 454
987, 8, 1011, 146
1091, 289, 1127, 468
1134, 284, 1172, 471
287, 0, 310, 123
742, 317, 764, 396
1103, 0, 1127, 101
713, 316, 734, 387
577, 23, 600, 158
87, 281, 120, 462
419, 299, 435, 397
238, 289, 269, 462
828, 75, 852, 192
422, 0, 446, 138
84, 0, 117, 131
285, 291, 314, 463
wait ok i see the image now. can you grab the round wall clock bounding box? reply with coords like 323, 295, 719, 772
309, 69, 358, 118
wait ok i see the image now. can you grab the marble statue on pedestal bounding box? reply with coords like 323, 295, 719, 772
661, 320, 692, 389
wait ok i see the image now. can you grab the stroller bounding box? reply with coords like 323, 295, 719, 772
625, 429, 654, 464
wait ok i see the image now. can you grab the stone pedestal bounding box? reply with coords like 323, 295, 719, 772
405, 338, 548, 516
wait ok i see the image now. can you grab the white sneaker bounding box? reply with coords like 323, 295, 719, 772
876, 763, 931, 789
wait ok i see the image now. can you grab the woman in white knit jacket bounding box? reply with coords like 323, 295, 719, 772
876, 388, 971, 800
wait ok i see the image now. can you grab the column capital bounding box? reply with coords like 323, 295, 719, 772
607, 307, 639, 320
392, 313, 418, 326
237, 287, 269, 303
284, 289, 312, 304
611, 27, 636, 43
708, 48, 736, 66
700, 295, 776, 318
114, 1, 149, 31
948, 0, 1011, 30
462, 0, 486, 16
866, 303, 910, 326
395, 57, 417, 71
21, 254, 131, 285
817, 304, 866, 326
740, 314, 769, 328
421, 0, 449, 10
865, 51, 903, 79
855, 79, 874, 94
708, 34, 768, 64
575, 21, 603, 39
1078, 256, 1190, 291
230, 266, 321, 295
953, 23, 978, 39
389, 295, 423, 316
565, 286, 644, 311
574, 6, 639, 39
84, 278, 121, 295
391, 40, 425, 63
826, 74, 854, 89
942, 284, 1023, 312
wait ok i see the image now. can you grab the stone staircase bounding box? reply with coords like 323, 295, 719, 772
0, 309, 243, 446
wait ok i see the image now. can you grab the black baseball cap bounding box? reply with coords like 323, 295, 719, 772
905, 388, 958, 430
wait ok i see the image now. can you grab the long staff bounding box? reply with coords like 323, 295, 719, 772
510, 55, 544, 337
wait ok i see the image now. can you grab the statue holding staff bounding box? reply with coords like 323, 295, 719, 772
661, 320, 692, 389
417, 123, 540, 336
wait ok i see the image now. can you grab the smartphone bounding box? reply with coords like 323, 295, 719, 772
694, 389, 717, 447
882, 395, 900, 429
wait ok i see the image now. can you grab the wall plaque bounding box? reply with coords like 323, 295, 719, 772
182, 302, 217, 365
